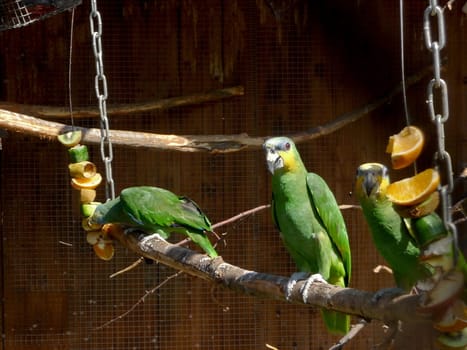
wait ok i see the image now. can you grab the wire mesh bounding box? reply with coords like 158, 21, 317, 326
0, 0, 81, 31
0, 1, 455, 349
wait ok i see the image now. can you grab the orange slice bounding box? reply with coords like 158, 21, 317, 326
386, 168, 440, 206
386, 125, 425, 169
93, 241, 115, 261
71, 173, 102, 190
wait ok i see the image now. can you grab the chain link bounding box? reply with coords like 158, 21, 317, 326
423, 0, 457, 263
89, 0, 115, 200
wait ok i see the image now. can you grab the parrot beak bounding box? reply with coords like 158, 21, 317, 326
362, 172, 379, 197
357, 163, 388, 198
264, 145, 284, 174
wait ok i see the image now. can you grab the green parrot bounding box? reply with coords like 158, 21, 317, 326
263, 136, 351, 335
89, 186, 218, 258
354, 163, 432, 291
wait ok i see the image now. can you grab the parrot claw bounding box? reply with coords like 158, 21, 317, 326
285, 272, 310, 301
139, 233, 168, 245
285, 272, 327, 302
300, 273, 328, 303
372, 287, 405, 303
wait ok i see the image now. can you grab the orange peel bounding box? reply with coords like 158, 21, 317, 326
386, 168, 440, 206
386, 125, 424, 169
71, 173, 102, 190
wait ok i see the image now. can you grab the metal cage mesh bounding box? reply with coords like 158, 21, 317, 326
0, 0, 81, 31
0, 1, 452, 349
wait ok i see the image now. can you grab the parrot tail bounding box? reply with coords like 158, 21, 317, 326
321, 309, 350, 335
185, 231, 219, 258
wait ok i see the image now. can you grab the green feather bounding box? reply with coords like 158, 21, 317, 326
91, 186, 217, 257
265, 137, 351, 335
355, 163, 431, 291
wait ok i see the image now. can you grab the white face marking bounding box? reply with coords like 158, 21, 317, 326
265, 148, 283, 174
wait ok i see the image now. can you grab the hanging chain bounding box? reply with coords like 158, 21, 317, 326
89, 0, 115, 200
423, 0, 457, 262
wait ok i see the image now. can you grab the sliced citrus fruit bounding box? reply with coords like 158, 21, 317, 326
386, 125, 425, 169
101, 223, 125, 239
93, 241, 115, 261
386, 168, 440, 206
393, 190, 440, 218
71, 173, 102, 190
86, 231, 102, 245
82, 218, 102, 232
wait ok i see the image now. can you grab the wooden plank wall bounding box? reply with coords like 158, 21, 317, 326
0, 1, 465, 349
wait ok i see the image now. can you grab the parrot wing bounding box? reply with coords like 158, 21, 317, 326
91, 197, 130, 225
91, 186, 218, 258
120, 186, 212, 233
306, 173, 351, 285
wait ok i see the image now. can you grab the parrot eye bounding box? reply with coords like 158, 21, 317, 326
284, 142, 291, 150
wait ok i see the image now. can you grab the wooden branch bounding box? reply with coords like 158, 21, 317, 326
292, 61, 441, 144
0, 62, 438, 153
110, 230, 433, 325
0, 86, 245, 119
0, 109, 262, 152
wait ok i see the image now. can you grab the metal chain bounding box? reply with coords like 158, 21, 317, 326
423, 0, 457, 262
89, 0, 115, 200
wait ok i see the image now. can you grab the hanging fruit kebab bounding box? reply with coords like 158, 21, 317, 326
58, 130, 115, 261
385, 125, 467, 349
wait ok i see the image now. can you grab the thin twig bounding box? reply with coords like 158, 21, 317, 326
373, 323, 399, 350
373, 265, 393, 275
444, 0, 456, 10
175, 204, 271, 248
94, 270, 183, 330
0, 86, 244, 119
329, 319, 369, 350
109, 257, 145, 278
212, 204, 270, 229
339, 204, 361, 210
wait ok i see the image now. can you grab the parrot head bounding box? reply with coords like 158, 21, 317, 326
263, 137, 304, 175
355, 162, 390, 199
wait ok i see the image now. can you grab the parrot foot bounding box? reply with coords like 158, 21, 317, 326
372, 287, 405, 303
300, 273, 328, 303
285, 272, 327, 302
139, 233, 168, 244
285, 272, 309, 301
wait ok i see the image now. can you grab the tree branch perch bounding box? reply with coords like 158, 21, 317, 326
0, 61, 441, 153
110, 230, 432, 326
